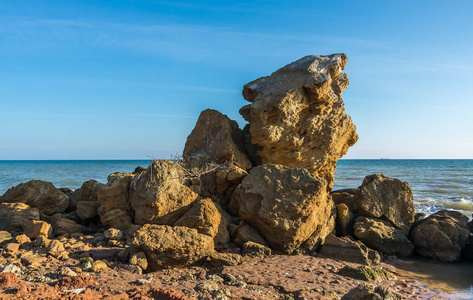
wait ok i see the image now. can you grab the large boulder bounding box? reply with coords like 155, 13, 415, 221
174, 198, 231, 250
183, 109, 252, 171
129, 160, 198, 225
132, 224, 214, 270
318, 234, 380, 265
240, 54, 358, 188
97, 173, 135, 230
353, 216, 414, 257
0, 180, 69, 215
0, 203, 40, 233
355, 174, 415, 231
410, 210, 470, 262
229, 164, 333, 253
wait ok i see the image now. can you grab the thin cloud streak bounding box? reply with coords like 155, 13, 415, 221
0, 16, 388, 61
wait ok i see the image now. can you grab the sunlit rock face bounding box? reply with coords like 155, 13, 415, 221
240, 54, 358, 188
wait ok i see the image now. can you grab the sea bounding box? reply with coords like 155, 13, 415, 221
0, 159, 472, 217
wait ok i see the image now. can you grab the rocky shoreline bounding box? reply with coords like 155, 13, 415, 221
0, 54, 471, 299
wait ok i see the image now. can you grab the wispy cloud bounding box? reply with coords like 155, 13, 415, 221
0, 16, 388, 63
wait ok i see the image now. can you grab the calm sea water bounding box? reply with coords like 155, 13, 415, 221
0, 159, 472, 217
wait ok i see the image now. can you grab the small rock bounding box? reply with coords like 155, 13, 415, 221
25, 220, 52, 239
47, 240, 66, 258
4, 243, 20, 255
129, 251, 148, 271
107, 240, 125, 247
195, 280, 220, 293
81, 262, 92, 271
55, 218, 82, 236
208, 252, 242, 267
0, 264, 22, 275
21, 254, 48, 268
15, 234, 31, 245
104, 228, 124, 241
91, 260, 108, 273
342, 283, 402, 300
118, 263, 142, 275
206, 274, 224, 283
0, 231, 12, 246
60, 267, 78, 277
242, 241, 272, 257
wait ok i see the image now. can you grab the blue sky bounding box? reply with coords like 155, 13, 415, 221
1, 0, 472, 159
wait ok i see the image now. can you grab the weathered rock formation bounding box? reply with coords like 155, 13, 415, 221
229, 164, 333, 253
240, 54, 358, 188
132, 224, 214, 270
410, 210, 470, 262
0, 180, 69, 215
97, 173, 135, 230
129, 160, 198, 225
183, 109, 252, 171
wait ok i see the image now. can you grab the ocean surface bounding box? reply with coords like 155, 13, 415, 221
0, 159, 472, 217
333, 159, 473, 217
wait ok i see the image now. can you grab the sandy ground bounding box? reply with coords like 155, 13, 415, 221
0, 252, 448, 300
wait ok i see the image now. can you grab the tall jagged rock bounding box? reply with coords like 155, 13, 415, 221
183, 109, 252, 171
240, 54, 358, 188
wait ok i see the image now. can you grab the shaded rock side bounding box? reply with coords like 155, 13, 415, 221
233, 223, 269, 247
97, 173, 135, 230
132, 224, 214, 270
353, 216, 414, 257
336, 203, 354, 237
129, 160, 198, 225
25, 220, 52, 239
69, 180, 102, 210
183, 109, 252, 171
410, 210, 470, 262
229, 164, 332, 253
355, 174, 415, 231
0, 180, 69, 215
318, 234, 381, 265
199, 164, 248, 208
0, 203, 40, 233
174, 198, 231, 250
240, 54, 358, 188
